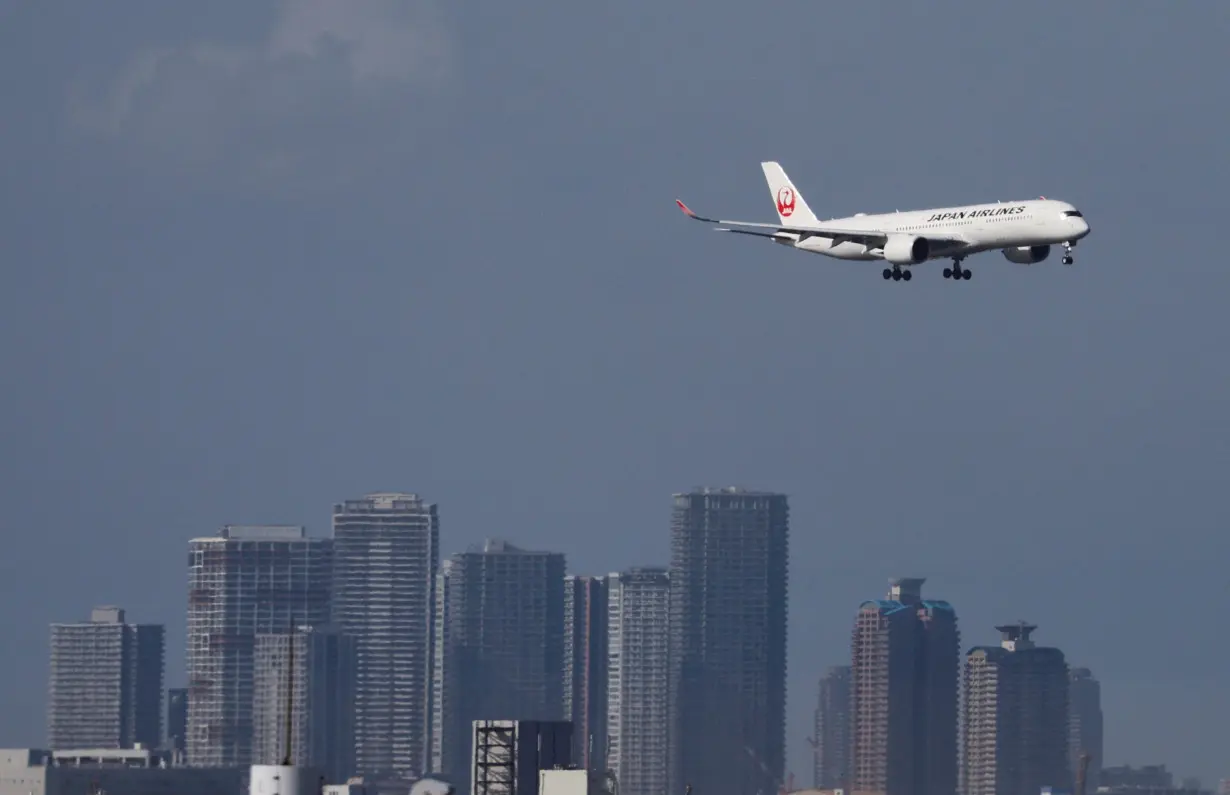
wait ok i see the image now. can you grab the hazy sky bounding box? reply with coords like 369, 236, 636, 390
2, 0, 1228, 785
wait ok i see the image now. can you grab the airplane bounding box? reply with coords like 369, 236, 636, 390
676, 162, 1090, 282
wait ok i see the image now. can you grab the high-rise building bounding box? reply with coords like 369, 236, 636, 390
185, 525, 333, 767
428, 559, 454, 778
606, 567, 671, 795
916, 593, 960, 795
850, 587, 919, 795
431, 539, 566, 792
564, 575, 609, 774
166, 688, 188, 754
252, 625, 357, 783
1068, 667, 1103, 792
332, 493, 440, 780
47, 606, 165, 750
813, 666, 851, 790
668, 487, 789, 795
962, 622, 1070, 795
849, 578, 959, 795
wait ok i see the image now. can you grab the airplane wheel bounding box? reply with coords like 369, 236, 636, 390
902, 270, 912, 281
943, 268, 952, 279
962, 269, 972, 279
1062, 256, 1073, 265
892, 270, 901, 281
882, 269, 892, 280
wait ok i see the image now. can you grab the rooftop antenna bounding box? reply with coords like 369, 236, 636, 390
281, 616, 295, 766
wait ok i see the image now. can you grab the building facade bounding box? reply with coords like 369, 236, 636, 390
332, 493, 440, 780
1068, 667, 1103, 792
252, 625, 357, 783
813, 666, 850, 790
915, 591, 960, 795
431, 540, 566, 792
563, 575, 609, 774
47, 606, 164, 750
185, 525, 333, 767
849, 578, 959, 795
668, 487, 789, 795
962, 623, 1070, 795
850, 592, 919, 795
606, 567, 671, 795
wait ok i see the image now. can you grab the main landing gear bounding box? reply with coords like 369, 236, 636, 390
1061, 242, 1076, 266
882, 267, 912, 282
943, 258, 971, 280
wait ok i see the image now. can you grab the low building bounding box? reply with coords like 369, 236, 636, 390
539, 770, 587, 795
471, 720, 572, 795
0, 746, 243, 795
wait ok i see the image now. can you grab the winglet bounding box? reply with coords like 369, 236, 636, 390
676, 199, 696, 217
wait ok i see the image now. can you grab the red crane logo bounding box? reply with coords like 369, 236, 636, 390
777, 186, 796, 217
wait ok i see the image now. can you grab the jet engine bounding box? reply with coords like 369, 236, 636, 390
883, 235, 930, 265
1001, 245, 1051, 264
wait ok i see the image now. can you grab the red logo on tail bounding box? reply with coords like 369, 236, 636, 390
777, 186, 796, 217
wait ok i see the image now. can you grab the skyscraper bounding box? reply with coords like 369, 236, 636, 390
252, 625, 357, 783
186, 525, 333, 767
431, 539, 566, 792
668, 487, 789, 795
47, 606, 164, 750
813, 666, 851, 790
332, 493, 440, 780
962, 622, 1070, 795
915, 593, 960, 795
849, 578, 959, 795
850, 590, 919, 795
606, 567, 671, 795
1068, 667, 1103, 792
564, 575, 610, 774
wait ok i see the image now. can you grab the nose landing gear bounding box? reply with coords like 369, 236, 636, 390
1062, 242, 1076, 265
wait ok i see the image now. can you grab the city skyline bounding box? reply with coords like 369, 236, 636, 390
28, 487, 1213, 793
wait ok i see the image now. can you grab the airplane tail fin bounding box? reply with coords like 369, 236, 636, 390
761, 161, 819, 225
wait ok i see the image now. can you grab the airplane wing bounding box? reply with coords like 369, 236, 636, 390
675, 199, 968, 249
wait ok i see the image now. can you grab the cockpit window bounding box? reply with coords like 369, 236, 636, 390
1062, 210, 1083, 217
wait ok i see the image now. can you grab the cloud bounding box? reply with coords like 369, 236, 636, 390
66, 0, 452, 192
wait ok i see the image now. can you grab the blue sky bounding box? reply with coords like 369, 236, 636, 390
1, 0, 1228, 785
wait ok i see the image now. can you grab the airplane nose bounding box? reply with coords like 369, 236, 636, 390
1078, 219, 1090, 239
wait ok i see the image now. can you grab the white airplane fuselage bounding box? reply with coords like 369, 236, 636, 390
785, 199, 1090, 263
677, 162, 1091, 280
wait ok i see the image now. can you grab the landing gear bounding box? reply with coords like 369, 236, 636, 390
882, 267, 912, 282
1061, 242, 1075, 266
943, 258, 971, 280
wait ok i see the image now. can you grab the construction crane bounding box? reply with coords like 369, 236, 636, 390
1076, 750, 1092, 795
